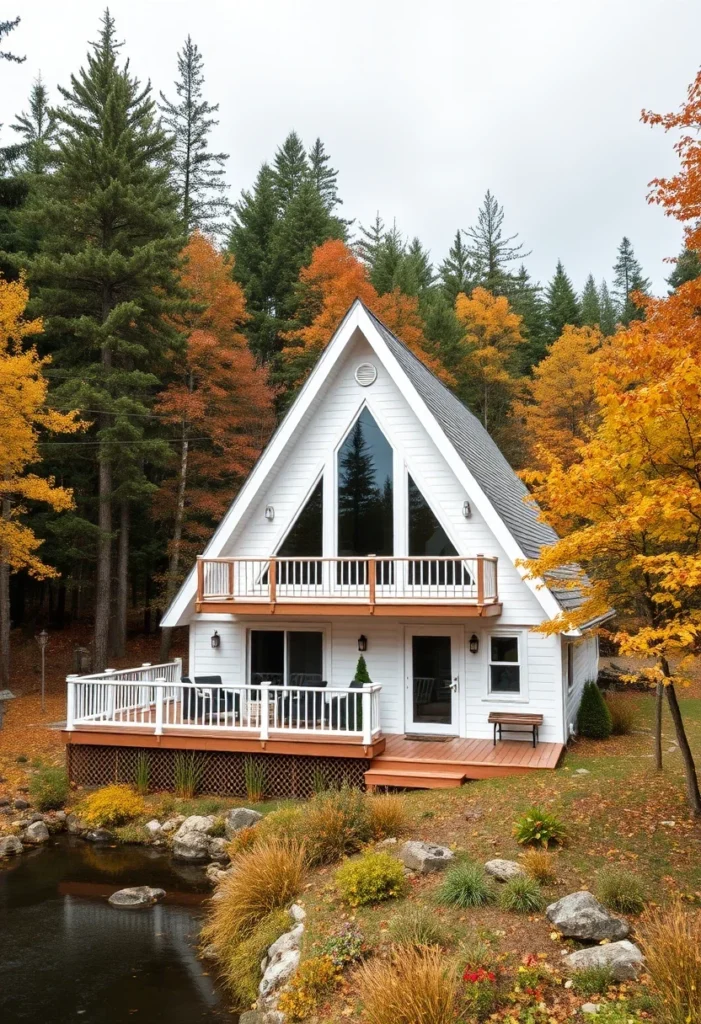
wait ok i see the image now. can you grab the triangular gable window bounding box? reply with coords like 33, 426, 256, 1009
338, 407, 393, 557
276, 479, 323, 584
408, 475, 470, 585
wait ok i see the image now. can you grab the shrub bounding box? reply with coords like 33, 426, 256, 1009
570, 965, 616, 996
367, 793, 409, 840
577, 680, 613, 739
596, 867, 645, 915
318, 922, 366, 966
435, 861, 495, 909
133, 753, 150, 795
605, 692, 636, 735
220, 909, 289, 1007
513, 807, 568, 848
203, 838, 306, 951
244, 757, 266, 803
208, 817, 227, 839
335, 851, 407, 907
114, 822, 151, 844
521, 848, 556, 883
357, 946, 460, 1024
256, 804, 306, 844
228, 824, 259, 855
29, 765, 68, 811
173, 752, 207, 798
79, 784, 145, 827
462, 964, 498, 1017
388, 904, 450, 948
303, 785, 372, 865
639, 903, 701, 1024
277, 954, 340, 1022
497, 875, 545, 913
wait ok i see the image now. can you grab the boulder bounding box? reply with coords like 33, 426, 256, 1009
200, 943, 219, 961
144, 819, 162, 836
108, 886, 166, 908
84, 828, 115, 843
13, 798, 29, 811
398, 840, 454, 874
0, 835, 23, 857
160, 815, 185, 834
208, 837, 230, 863
66, 814, 87, 835
563, 940, 644, 981
289, 903, 306, 923
172, 830, 211, 862
484, 858, 526, 882
240, 1012, 284, 1024
23, 820, 50, 844
546, 892, 629, 941
172, 815, 216, 841
0, 796, 10, 807
225, 807, 263, 838
206, 863, 231, 884
581, 1004, 600, 1015
259, 924, 304, 999
29, 812, 45, 823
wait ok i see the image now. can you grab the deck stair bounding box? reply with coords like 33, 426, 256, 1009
364, 763, 466, 790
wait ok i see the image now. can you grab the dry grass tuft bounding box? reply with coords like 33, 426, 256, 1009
639, 903, 701, 1024
367, 793, 409, 839
521, 848, 556, 884
605, 692, 636, 735
357, 946, 461, 1024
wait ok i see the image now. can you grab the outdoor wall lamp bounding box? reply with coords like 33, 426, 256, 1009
462, 501, 472, 518
469, 633, 479, 655
264, 505, 275, 521
211, 630, 221, 649
357, 635, 368, 652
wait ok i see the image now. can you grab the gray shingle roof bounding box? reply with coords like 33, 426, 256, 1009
364, 304, 585, 612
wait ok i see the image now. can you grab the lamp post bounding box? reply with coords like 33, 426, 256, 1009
36, 629, 48, 712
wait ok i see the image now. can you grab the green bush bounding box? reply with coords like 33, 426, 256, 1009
570, 965, 616, 996
318, 922, 366, 965
29, 765, 69, 811
435, 861, 495, 908
388, 905, 450, 948
335, 852, 407, 907
596, 867, 645, 914
497, 875, 545, 913
577, 680, 613, 739
513, 807, 568, 848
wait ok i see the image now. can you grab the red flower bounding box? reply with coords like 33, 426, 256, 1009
462, 966, 496, 984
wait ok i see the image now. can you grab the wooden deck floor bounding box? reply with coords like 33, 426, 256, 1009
365, 734, 564, 789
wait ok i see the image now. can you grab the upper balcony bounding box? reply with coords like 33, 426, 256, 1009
196, 554, 501, 617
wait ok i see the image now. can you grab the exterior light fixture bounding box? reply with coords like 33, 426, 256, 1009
462, 501, 472, 518
264, 505, 275, 521
357, 634, 368, 652
211, 630, 221, 649
35, 629, 49, 712
469, 633, 479, 655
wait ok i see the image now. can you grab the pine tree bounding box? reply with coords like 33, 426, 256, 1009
577, 681, 613, 739
666, 247, 701, 291
7, 76, 57, 175
272, 131, 309, 209
508, 264, 547, 371
598, 280, 617, 335
612, 237, 651, 325
371, 221, 405, 295
159, 35, 231, 236
308, 137, 342, 212
393, 237, 434, 296
355, 212, 385, 270
544, 260, 581, 343
28, 10, 182, 668
0, 16, 24, 63
580, 273, 602, 328
465, 190, 530, 295
439, 230, 472, 304
420, 289, 464, 371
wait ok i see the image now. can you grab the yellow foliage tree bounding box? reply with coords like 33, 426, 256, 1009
517, 325, 601, 470
0, 276, 80, 685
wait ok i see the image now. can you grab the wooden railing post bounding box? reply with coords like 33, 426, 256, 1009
66, 676, 77, 731
368, 554, 376, 606
197, 558, 204, 601
260, 681, 271, 741
269, 558, 277, 604
476, 554, 485, 605
228, 560, 234, 598
154, 679, 165, 735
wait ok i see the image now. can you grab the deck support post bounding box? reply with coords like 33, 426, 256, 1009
362, 684, 372, 746
66, 676, 77, 731
269, 559, 277, 604
154, 679, 165, 735
368, 554, 376, 606
197, 558, 204, 602
260, 681, 271, 741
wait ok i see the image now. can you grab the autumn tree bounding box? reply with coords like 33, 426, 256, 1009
517, 325, 600, 469
154, 234, 275, 659
0, 276, 78, 685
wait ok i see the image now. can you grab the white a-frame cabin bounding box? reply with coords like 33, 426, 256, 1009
64, 301, 603, 794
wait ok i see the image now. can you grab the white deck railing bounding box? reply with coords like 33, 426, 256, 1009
66, 661, 382, 746
198, 554, 498, 606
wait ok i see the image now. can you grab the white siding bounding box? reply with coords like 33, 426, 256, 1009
563, 634, 599, 737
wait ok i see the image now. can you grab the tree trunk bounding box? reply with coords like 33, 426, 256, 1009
662, 662, 701, 816
654, 682, 663, 770
94, 452, 112, 672
160, 421, 189, 663
0, 497, 11, 687
114, 500, 129, 658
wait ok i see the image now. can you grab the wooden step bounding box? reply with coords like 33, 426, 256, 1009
364, 767, 466, 791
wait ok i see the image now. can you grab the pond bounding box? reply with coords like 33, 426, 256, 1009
0, 837, 234, 1023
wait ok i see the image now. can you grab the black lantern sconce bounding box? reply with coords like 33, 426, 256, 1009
469, 633, 479, 655
357, 634, 368, 653
211, 630, 221, 649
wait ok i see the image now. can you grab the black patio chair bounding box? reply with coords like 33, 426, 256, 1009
325, 678, 364, 732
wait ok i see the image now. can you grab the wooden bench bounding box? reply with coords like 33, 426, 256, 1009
488, 711, 543, 748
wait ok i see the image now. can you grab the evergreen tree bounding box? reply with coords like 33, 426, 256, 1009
508, 264, 547, 371
355, 211, 385, 270
28, 10, 182, 668
308, 137, 342, 212
612, 236, 651, 325
577, 681, 613, 739
666, 246, 701, 291
0, 15, 24, 63
580, 273, 602, 328
439, 230, 472, 304
272, 130, 309, 209
598, 280, 617, 336
544, 260, 581, 343
393, 237, 434, 296
371, 221, 405, 294
465, 190, 530, 294
8, 76, 57, 174
271, 178, 338, 320
420, 289, 464, 371
159, 35, 231, 236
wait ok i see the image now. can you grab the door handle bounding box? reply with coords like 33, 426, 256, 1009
449, 677, 459, 693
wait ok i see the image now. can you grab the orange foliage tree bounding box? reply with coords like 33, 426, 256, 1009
0, 276, 80, 685
280, 239, 452, 398
154, 233, 275, 657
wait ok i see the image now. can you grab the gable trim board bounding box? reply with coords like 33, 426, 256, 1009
162, 301, 573, 630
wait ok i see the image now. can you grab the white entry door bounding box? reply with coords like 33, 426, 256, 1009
404, 627, 462, 736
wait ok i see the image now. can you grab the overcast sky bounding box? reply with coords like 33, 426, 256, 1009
3, 1, 699, 293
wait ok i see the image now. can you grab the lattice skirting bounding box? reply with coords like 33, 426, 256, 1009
67, 744, 370, 799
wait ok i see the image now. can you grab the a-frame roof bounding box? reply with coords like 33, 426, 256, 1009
161, 300, 582, 628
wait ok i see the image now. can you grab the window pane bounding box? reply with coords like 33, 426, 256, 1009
338, 408, 393, 556
408, 476, 457, 557
288, 632, 323, 686
490, 665, 521, 693
250, 631, 284, 686
278, 479, 323, 557
412, 635, 452, 725
491, 636, 518, 663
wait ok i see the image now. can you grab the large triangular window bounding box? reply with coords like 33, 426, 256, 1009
337, 407, 393, 557
408, 475, 470, 585
276, 478, 323, 584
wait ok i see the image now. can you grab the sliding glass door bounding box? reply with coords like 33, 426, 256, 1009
249, 630, 323, 687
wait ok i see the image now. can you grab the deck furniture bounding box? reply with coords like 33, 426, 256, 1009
488, 711, 543, 748
0, 689, 15, 728
326, 678, 364, 731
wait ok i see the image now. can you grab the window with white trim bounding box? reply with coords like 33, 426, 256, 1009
565, 642, 575, 692
489, 635, 521, 694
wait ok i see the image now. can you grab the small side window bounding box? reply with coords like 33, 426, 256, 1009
489, 636, 520, 694
566, 643, 575, 692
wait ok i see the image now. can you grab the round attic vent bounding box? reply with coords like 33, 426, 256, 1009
355, 362, 377, 387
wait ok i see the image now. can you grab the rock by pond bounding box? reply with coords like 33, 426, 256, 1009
108, 885, 166, 908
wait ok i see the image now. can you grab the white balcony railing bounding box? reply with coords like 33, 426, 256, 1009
197, 554, 499, 606
66, 661, 382, 746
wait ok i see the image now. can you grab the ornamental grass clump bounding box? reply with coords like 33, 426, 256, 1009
521, 847, 557, 883
497, 875, 545, 913
303, 785, 372, 865
639, 903, 701, 1024
388, 904, 451, 949
335, 851, 407, 907
220, 909, 290, 1007
357, 946, 461, 1024
79, 784, 145, 827
367, 793, 409, 840
577, 680, 613, 739
513, 807, 568, 848
570, 965, 616, 997
29, 764, 69, 811
596, 867, 646, 915
435, 861, 495, 909
605, 692, 636, 735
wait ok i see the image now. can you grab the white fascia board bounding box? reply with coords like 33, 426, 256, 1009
160, 302, 367, 628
